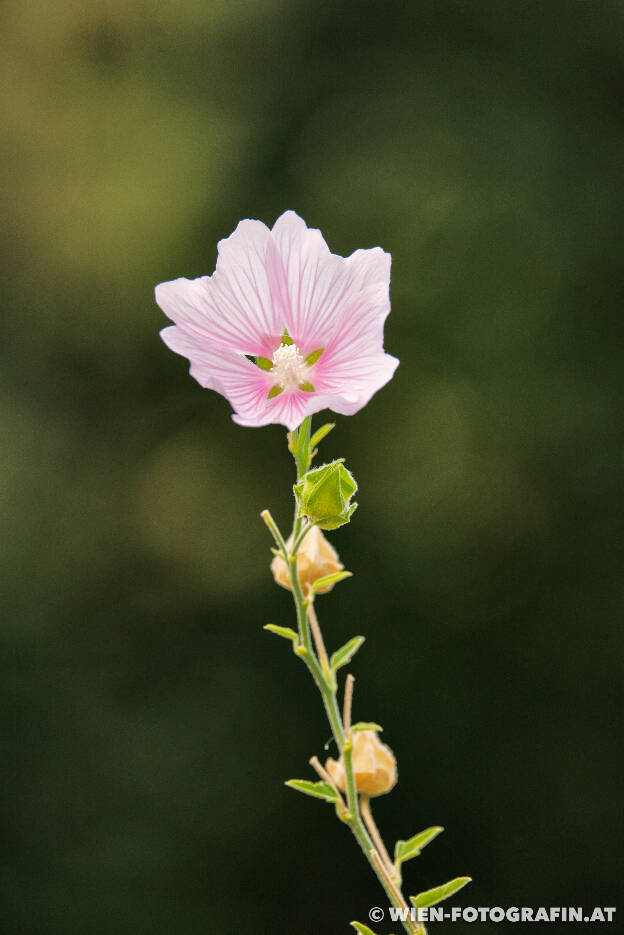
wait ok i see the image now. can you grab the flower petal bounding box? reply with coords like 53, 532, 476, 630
212, 219, 286, 354
157, 212, 398, 430
271, 211, 346, 351
318, 281, 392, 372
161, 325, 273, 425
156, 219, 284, 357
344, 246, 392, 291
271, 212, 391, 354
314, 352, 399, 415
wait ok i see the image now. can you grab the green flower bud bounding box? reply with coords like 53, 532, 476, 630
294, 459, 358, 530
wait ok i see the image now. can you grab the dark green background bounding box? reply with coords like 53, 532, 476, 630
2, 1, 622, 933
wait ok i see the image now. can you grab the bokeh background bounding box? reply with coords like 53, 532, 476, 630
2, 1, 623, 933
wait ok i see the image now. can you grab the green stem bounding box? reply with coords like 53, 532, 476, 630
292, 589, 415, 934
291, 519, 312, 555
283, 421, 416, 935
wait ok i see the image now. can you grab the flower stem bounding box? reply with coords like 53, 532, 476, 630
307, 602, 331, 680
343, 673, 354, 735
263, 420, 416, 934
281, 424, 416, 935
361, 793, 397, 883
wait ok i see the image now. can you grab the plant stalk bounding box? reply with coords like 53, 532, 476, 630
282, 418, 417, 935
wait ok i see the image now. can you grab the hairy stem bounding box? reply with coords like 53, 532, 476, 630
281, 418, 416, 935
361, 793, 397, 883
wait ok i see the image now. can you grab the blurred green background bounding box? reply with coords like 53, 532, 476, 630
2, 1, 622, 933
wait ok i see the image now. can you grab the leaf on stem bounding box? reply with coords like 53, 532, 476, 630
410, 876, 471, 909
350, 924, 383, 935
309, 422, 335, 450
311, 570, 352, 594
263, 624, 298, 642
330, 635, 365, 672
351, 721, 383, 733
394, 826, 443, 867
285, 779, 340, 803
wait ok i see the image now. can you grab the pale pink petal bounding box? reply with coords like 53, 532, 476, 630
211, 219, 286, 354
271, 212, 391, 354
157, 212, 398, 430
156, 219, 283, 357
161, 325, 273, 426
344, 246, 392, 292
314, 352, 399, 408
271, 212, 347, 351
316, 282, 391, 373
233, 390, 309, 431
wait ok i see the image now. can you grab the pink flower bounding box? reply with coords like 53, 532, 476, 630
155, 211, 398, 431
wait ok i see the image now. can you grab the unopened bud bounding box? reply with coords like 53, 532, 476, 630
270, 525, 343, 596
293, 459, 357, 530
325, 729, 397, 797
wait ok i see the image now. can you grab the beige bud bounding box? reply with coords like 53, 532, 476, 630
270, 525, 343, 595
325, 729, 397, 797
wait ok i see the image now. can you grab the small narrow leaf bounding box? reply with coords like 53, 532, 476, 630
330, 635, 365, 671
395, 826, 444, 866
305, 348, 324, 366
309, 423, 335, 449
285, 780, 339, 802
267, 385, 283, 399
351, 722, 383, 733
350, 924, 379, 935
299, 381, 315, 392
410, 876, 471, 909
311, 570, 353, 594
256, 356, 273, 371
264, 624, 298, 642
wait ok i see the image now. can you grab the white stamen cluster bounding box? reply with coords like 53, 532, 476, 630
270, 343, 308, 389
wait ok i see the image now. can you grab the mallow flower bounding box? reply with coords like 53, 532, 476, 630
155, 211, 398, 430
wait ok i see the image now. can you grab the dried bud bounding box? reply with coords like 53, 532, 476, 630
270, 525, 343, 596
293, 459, 357, 530
326, 729, 397, 797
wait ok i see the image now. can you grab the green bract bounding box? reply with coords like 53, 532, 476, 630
294, 459, 358, 530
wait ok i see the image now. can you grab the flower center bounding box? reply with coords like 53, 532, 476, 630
270, 343, 308, 389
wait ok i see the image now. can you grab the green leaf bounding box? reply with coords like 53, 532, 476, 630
299, 381, 315, 392
350, 924, 379, 935
309, 423, 335, 449
410, 876, 471, 909
311, 570, 353, 594
395, 826, 444, 867
267, 385, 283, 399
285, 780, 339, 802
256, 356, 273, 371
263, 624, 298, 642
305, 348, 324, 366
351, 721, 383, 733
330, 635, 365, 671
281, 328, 293, 345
